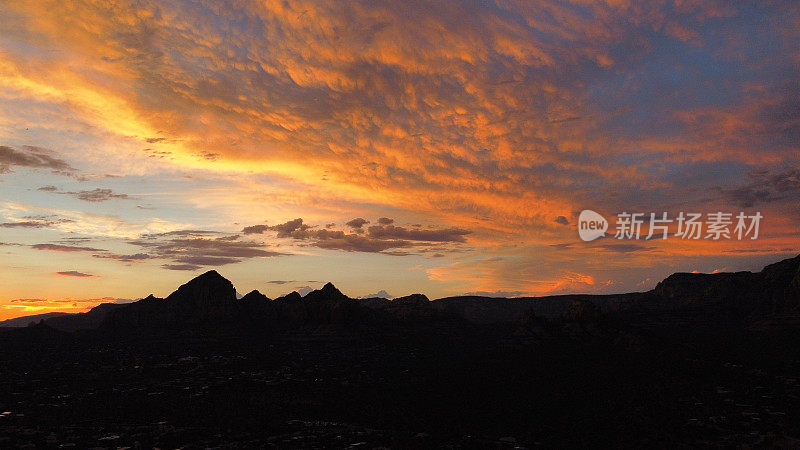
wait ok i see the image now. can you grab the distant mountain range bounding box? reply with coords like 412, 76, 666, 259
1, 254, 799, 447
0, 312, 71, 328
3, 254, 798, 336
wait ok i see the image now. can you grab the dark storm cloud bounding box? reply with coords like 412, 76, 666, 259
346, 218, 369, 229
241, 224, 269, 235
242, 218, 311, 238
0, 145, 76, 176
366, 225, 470, 243
242, 218, 470, 254
268, 218, 310, 238
314, 234, 411, 253
56, 271, 94, 277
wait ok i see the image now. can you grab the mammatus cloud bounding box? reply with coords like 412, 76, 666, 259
7, 0, 798, 240
56, 271, 94, 277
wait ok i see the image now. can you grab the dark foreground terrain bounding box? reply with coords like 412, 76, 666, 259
1, 254, 799, 448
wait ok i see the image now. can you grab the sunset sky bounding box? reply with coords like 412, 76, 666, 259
0, 0, 798, 320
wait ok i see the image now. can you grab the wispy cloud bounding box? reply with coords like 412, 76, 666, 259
130, 230, 284, 270
31, 243, 106, 252
36, 185, 132, 202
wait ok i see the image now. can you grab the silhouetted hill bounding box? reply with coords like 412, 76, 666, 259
652, 254, 800, 311
240, 289, 270, 303
428, 254, 800, 328
101, 271, 246, 335
430, 292, 648, 323
269, 282, 393, 336
96, 274, 395, 337
0, 320, 67, 342
0, 304, 130, 331
45, 302, 129, 332
166, 270, 237, 309
0, 312, 70, 328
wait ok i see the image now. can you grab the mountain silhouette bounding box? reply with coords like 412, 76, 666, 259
101, 270, 243, 334
2, 254, 800, 448
165, 269, 237, 308
5, 254, 798, 338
